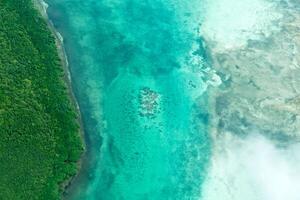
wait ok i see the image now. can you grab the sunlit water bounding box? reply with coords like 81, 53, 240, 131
44, 0, 300, 199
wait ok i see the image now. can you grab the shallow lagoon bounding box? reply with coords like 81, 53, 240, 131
45, 0, 300, 199
46, 0, 210, 199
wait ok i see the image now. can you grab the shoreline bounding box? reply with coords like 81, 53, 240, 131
32, 0, 86, 195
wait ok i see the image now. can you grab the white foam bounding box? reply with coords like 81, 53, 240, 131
200, 0, 282, 51
201, 133, 300, 200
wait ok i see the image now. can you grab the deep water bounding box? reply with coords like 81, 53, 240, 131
45, 0, 211, 199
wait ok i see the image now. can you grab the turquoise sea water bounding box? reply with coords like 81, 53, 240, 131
45, 0, 300, 199
45, 0, 210, 199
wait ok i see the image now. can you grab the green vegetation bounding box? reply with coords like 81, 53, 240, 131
0, 0, 83, 199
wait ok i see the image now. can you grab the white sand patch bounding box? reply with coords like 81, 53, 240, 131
200, 0, 282, 51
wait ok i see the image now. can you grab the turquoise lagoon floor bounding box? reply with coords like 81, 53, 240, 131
45, 0, 300, 200
45, 0, 211, 199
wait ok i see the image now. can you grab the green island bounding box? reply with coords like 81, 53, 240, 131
0, 0, 83, 199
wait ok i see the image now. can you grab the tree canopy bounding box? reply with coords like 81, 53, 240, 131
0, 0, 83, 199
